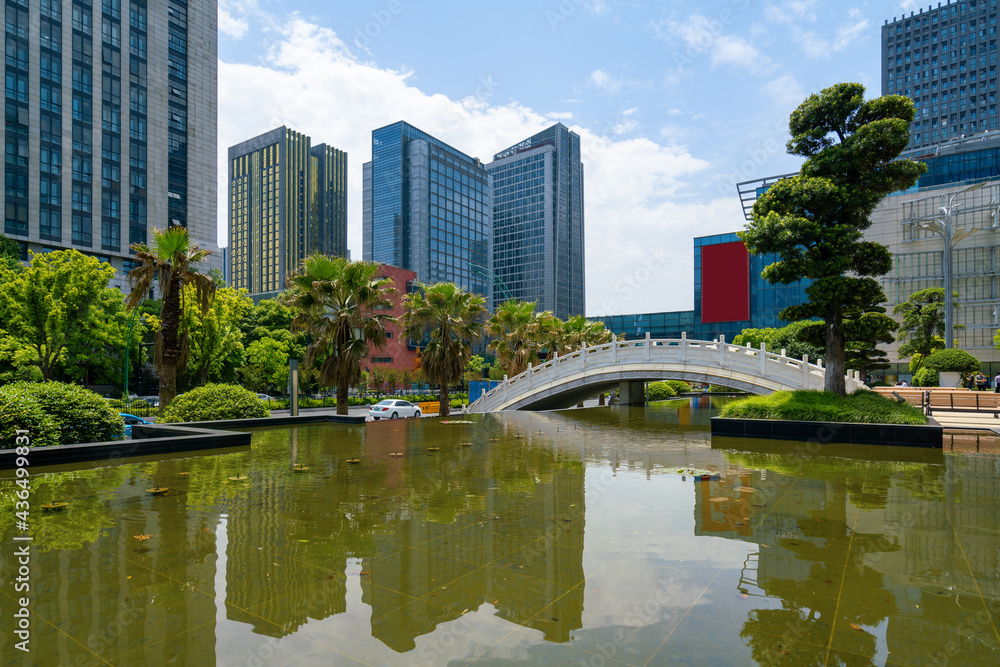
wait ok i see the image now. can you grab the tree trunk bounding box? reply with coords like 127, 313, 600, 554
159, 275, 183, 410
824, 307, 847, 395
438, 384, 450, 418
336, 383, 349, 415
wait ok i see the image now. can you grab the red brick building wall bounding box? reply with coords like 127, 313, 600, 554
363, 264, 419, 374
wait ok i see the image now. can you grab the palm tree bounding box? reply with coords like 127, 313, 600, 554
125, 226, 216, 410
283, 255, 394, 415
558, 315, 613, 354
486, 300, 559, 377
402, 282, 487, 418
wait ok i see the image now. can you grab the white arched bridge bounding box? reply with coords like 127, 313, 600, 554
467, 333, 869, 413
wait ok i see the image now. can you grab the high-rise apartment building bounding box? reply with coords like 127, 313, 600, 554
882, 1, 1000, 150
228, 126, 347, 298
362, 121, 492, 304
1, 0, 219, 286
487, 124, 585, 318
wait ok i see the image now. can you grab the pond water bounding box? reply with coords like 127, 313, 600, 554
1, 398, 998, 666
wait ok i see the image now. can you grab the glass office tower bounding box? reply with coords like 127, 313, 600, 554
487, 124, 585, 318
1, 0, 219, 287
362, 121, 491, 304
882, 1, 1000, 150
228, 127, 347, 298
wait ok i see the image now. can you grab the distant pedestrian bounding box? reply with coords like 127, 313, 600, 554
976, 372, 988, 391
994, 372, 1000, 393
900, 380, 908, 387
968, 373, 977, 390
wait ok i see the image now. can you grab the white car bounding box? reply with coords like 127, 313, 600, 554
369, 399, 421, 420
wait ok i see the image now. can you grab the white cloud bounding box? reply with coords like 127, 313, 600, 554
219, 0, 260, 39
657, 15, 776, 76
761, 75, 805, 111
587, 68, 623, 94
764, 0, 820, 25
219, 18, 739, 315
791, 10, 870, 58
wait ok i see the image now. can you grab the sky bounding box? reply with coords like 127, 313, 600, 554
216, 0, 930, 317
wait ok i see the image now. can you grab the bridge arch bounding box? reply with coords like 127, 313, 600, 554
468, 335, 867, 413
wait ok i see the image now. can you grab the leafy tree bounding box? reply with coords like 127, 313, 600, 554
125, 226, 216, 410
0, 233, 23, 281
739, 83, 925, 394
486, 300, 558, 377
402, 282, 487, 417
893, 288, 957, 364
732, 327, 779, 350
555, 315, 613, 355
735, 320, 823, 361
183, 285, 253, 386
921, 348, 980, 375
240, 337, 289, 394
843, 310, 898, 381
60, 285, 142, 387
283, 255, 394, 415
0, 249, 122, 380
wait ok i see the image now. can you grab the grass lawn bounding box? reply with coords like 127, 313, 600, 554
719, 389, 928, 425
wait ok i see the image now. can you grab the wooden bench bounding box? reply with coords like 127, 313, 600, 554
873, 387, 1000, 417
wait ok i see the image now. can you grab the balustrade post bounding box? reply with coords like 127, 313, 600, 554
503, 375, 508, 404
612, 335, 618, 362
645, 332, 651, 361
760, 342, 767, 376
582, 344, 587, 369
680, 331, 687, 362
527, 363, 533, 389
802, 354, 809, 386
719, 334, 726, 366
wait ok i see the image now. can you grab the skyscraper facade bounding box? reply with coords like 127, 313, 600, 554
882, 1, 1000, 150
362, 121, 491, 304
228, 126, 347, 297
487, 124, 585, 318
1, 0, 219, 286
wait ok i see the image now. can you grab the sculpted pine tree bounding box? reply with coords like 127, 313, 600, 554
739, 83, 925, 394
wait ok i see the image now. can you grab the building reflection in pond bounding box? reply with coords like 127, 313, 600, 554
697, 447, 1000, 665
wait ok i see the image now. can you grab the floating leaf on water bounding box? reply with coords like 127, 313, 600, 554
146, 487, 169, 495
389, 452, 404, 458
133, 534, 156, 541
460, 442, 472, 447
738, 593, 748, 599
346, 458, 361, 464
298, 539, 309, 542
177, 472, 189, 476
228, 475, 248, 481
709, 497, 729, 503
735, 486, 760, 494
359, 571, 371, 575
849, 623, 863, 631
41, 502, 69, 511
293, 465, 309, 472
427, 447, 440, 451
823, 579, 834, 585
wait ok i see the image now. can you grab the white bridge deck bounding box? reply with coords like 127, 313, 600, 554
467, 334, 868, 413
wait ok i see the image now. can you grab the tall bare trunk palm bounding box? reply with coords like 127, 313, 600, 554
125, 226, 215, 411
283, 255, 395, 415
402, 282, 487, 418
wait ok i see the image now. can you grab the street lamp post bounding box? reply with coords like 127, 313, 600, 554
904, 181, 997, 349
467, 262, 514, 303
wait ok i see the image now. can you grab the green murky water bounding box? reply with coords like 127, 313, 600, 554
1, 398, 998, 666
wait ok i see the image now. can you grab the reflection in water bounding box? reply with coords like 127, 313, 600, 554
0, 398, 997, 665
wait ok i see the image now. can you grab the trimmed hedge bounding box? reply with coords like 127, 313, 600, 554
922, 349, 981, 375
161, 384, 269, 423
709, 384, 737, 393
666, 380, 691, 393
912, 367, 939, 387
0, 382, 123, 446
719, 389, 928, 425
647, 382, 677, 401
0, 384, 61, 447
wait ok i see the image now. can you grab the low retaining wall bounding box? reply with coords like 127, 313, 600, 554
711, 417, 943, 448
0, 413, 366, 470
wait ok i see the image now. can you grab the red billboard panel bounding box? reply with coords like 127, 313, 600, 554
701, 241, 750, 324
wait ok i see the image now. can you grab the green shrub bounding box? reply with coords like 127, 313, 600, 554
647, 382, 677, 401
912, 367, 939, 387
666, 380, 691, 393
0, 384, 61, 447
922, 349, 981, 375
161, 384, 269, 423
709, 384, 736, 393
0, 382, 123, 445
719, 389, 928, 425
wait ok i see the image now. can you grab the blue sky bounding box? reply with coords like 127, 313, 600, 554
217, 0, 927, 316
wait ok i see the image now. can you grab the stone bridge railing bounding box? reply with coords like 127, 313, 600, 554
467, 333, 868, 413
